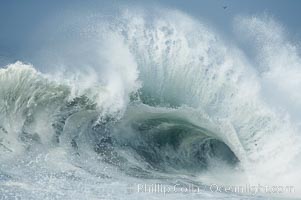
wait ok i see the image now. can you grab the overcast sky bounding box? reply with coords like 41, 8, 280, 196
1, 0, 301, 66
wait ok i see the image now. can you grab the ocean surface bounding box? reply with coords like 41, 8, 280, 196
0, 7, 301, 200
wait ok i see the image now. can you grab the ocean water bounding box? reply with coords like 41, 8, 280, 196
0, 7, 301, 200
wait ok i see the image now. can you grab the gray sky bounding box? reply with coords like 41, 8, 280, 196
0, 0, 301, 66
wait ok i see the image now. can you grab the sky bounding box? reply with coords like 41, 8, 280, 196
0, 0, 301, 66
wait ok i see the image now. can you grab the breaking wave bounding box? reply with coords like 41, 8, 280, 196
1, 8, 301, 199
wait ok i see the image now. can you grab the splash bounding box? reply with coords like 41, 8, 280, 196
0, 8, 301, 199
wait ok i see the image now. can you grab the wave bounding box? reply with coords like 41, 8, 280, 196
1, 8, 301, 199
0, 64, 238, 172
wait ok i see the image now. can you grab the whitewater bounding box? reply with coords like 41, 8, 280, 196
1, 8, 301, 200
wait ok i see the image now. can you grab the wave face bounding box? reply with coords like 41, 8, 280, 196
1, 8, 301, 200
